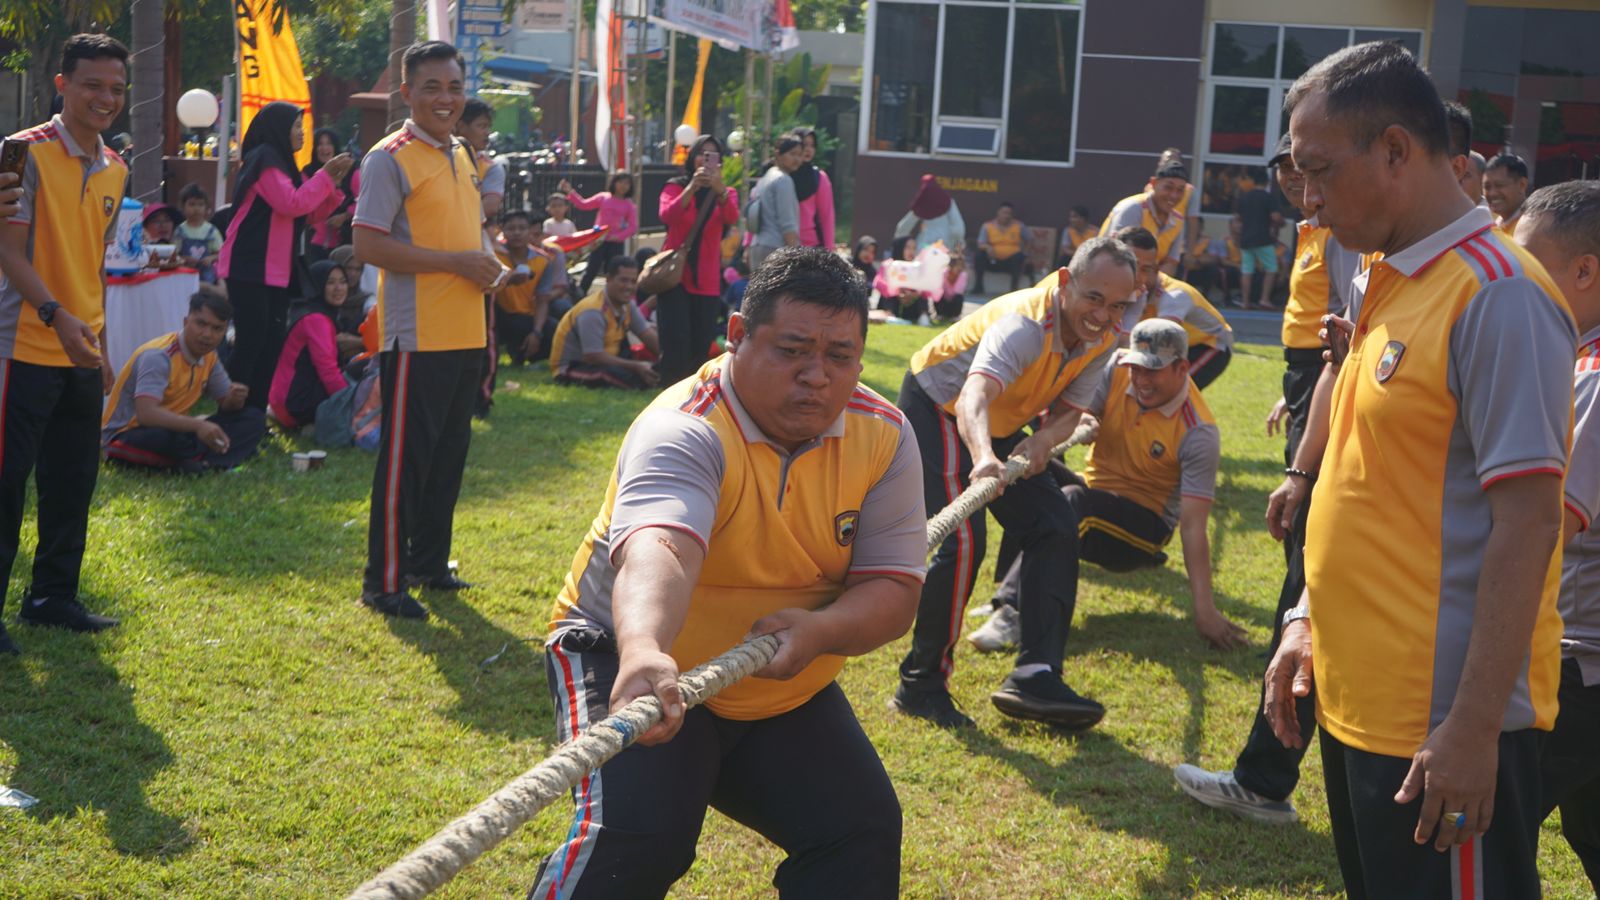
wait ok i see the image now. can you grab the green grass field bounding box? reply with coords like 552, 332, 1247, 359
0, 326, 1591, 898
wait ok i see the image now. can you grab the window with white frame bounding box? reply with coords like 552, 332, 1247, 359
865, 0, 1083, 165
1199, 22, 1423, 214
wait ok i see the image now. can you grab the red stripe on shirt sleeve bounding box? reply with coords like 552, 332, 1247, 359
352, 222, 391, 235
1565, 499, 1591, 533
609, 522, 710, 565
1481, 466, 1563, 490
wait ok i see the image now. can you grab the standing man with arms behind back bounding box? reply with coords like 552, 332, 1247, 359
1264, 42, 1575, 897
353, 41, 504, 620
0, 35, 129, 652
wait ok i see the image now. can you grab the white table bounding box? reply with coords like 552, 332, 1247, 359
104, 269, 199, 375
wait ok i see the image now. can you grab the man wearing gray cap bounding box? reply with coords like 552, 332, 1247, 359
975, 318, 1241, 655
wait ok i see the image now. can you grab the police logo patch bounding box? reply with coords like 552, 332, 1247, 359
1375, 341, 1405, 383
103, 196, 114, 216
1149, 441, 1166, 459
834, 510, 860, 547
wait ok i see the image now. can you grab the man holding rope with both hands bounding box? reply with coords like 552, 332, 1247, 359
534, 247, 926, 899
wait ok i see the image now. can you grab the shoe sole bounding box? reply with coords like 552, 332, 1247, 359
888, 696, 974, 729
1174, 775, 1299, 825
990, 691, 1105, 730
360, 599, 429, 620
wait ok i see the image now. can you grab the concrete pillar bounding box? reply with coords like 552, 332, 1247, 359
1429, 0, 1468, 100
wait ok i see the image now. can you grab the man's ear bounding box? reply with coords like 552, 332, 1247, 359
1577, 253, 1600, 294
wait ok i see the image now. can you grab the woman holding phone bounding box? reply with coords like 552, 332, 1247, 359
656, 135, 740, 383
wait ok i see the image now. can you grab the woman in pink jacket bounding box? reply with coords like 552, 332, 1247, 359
269, 260, 350, 428
218, 102, 350, 410
793, 128, 835, 250
657, 135, 740, 383
562, 172, 638, 295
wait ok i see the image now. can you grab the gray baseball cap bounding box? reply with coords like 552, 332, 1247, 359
1120, 318, 1188, 369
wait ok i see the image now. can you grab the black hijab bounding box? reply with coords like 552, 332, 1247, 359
302, 127, 342, 179
852, 235, 878, 281
235, 102, 304, 202
791, 130, 820, 201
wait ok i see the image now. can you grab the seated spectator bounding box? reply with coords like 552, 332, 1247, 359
175, 183, 223, 285
932, 252, 968, 324
1056, 205, 1095, 269
549, 256, 661, 389
543, 192, 577, 239
873, 235, 931, 323
142, 204, 183, 270
851, 235, 879, 286
102, 293, 265, 473
268, 261, 351, 428
975, 201, 1031, 293
1183, 219, 1242, 307
721, 261, 750, 317
493, 209, 568, 366
329, 244, 374, 320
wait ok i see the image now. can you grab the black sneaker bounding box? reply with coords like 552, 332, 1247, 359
407, 573, 473, 592
890, 684, 975, 729
17, 597, 120, 633
361, 591, 429, 620
991, 671, 1105, 730
0, 622, 18, 655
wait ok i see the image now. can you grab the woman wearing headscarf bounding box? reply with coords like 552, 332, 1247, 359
895, 174, 966, 254
302, 126, 359, 261
269, 260, 351, 428
746, 133, 805, 271
792, 128, 835, 250
851, 235, 879, 285
657, 134, 740, 384
217, 102, 352, 410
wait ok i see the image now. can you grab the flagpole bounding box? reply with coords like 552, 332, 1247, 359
569, 0, 580, 168
664, 29, 676, 158
215, 73, 232, 205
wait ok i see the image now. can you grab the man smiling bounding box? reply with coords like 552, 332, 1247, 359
894, 237, 1136, 730
535, 246, 924, 898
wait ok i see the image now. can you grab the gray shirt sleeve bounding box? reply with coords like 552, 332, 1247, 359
1448, 278, 1577, 486
1155, 284, 1195, 320
1566, 366, 1600, 527
1107, 198, 1142, 233
205, 360, 233, 400
1324, 235, 1360, 318
538, 249, 569, 289
575, 308, 608, 355
1057, 345, 1114, 412
353, 150, 407, 234
608, 408, 726, 559
968, 314, 1045, 389
1086, 355, 1117, 418
628, 302, 649, 335
1178, 422, 1222, 500
132, 350, 171, 401
480, 158, 506, 197
770, 174, 800, 236
849, 415, 928, 580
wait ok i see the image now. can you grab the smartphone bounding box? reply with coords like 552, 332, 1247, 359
0, 138, 27, 179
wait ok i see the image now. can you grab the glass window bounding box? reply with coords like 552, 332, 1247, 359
1211, 23, 1276, 78
1200, 163, 1269, 215
1208, 85, 1268, 156
1280, 27, 1348, 80
940, 6, 1009, 120
1353, 29, 1421, 58
1006, 7, 1078, 163
870, 3, 937, 153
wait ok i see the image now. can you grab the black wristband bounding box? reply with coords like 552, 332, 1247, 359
1285, 467, 1315, 481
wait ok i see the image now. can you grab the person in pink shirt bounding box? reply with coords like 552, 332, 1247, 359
656, 134, 741, 383
217, 102, 351, 410
562, 172, 638, 295
793, 128, 835, 250
268, 260, 351, 429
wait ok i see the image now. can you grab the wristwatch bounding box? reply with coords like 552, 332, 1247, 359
1282, 605, 1311, 628
36, 300, 60, 325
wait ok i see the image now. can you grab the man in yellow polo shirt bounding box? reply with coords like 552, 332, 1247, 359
492, 209, 567, 366
534, 247, 924, 898
549, 256, 660, 389
0, 34, 129, 650
1484, 152, 1529, 236
1102, 149, 1192, 275
352, 41, 505, 619
1263, 42, 1573, 896
1110, 226, 1234, 388
894, 237, 1135, 730
975, 201, 1031, 294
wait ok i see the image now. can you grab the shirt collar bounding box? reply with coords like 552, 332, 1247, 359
175, 331, 202, 365
51, 114, 109, 172
402, 119, 451, 150
721, 359, 846, 449
1121, 364, 1193, 418
1376, 205, 1494, 278
1580, 324, 1600, 354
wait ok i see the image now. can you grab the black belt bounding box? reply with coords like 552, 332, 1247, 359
1284, 347, 1324, 365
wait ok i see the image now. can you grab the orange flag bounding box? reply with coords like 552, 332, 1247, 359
234, 0, 314, 170
673, 39, 713, 165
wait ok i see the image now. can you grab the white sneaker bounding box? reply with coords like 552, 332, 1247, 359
1172, 764, 1298, 824
967, 604, 1019, 653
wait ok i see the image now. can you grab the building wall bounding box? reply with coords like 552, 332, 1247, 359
1207, 0, 1435, 32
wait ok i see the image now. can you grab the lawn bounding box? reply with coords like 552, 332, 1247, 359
0, 325, 1591, 899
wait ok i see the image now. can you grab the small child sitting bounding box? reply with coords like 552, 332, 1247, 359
543, 192, 577, 239
175, 183, 223, 284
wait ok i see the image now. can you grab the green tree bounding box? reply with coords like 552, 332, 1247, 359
0, 0, 123, 122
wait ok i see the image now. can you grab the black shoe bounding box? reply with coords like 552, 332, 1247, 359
176, 458, 210, 476
361, 591, 429, 620
17, 597, 119, 633
1153, 551, 1169, 567
0, 623, 18, 655
407, 573, 473, 592
991, 671, 1105, 730
890, 684, 975, 729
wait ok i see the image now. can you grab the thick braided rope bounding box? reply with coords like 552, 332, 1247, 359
346, 634, 779, 900
348, 419, 1096, 899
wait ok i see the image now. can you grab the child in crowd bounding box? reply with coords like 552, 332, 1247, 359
543, 192, 577, 239
561, 173, 639, 294
873, 235, 931, 324
175, 183, 223, 284
268, 260, 351, 429
933, 252, 968, 324
720, 262, 749, 317
142, 204, 183, 270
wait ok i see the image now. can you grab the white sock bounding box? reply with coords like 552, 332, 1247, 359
1011, 663, 1051, 679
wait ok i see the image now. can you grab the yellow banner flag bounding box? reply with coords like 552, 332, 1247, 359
673, 39, 713, 166
234, 0, 314, 170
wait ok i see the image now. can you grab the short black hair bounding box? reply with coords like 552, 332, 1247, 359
1444, 101, 1473, 158
607, 254, 641, 277
500, 209, 531, 225
1071, 205, 1091, 220
740, 246, 869, 338
402, 41, 464, 84
1153, 148, 1188, 182
1067, 236, 1137, 282
179, 183, 209, 204
998, 201, 1014, 210
607, 171, 633, 196
61, 34, 129, 77
1487, 152, 1530, 180
188, 291, 233, 321
1283, 41, 1450, 158
462, 98, 493, 125
547, 191, 569, 205
1111, 225, 1159, 253
774, 134, 803, 156
1520, 180, 1600, 264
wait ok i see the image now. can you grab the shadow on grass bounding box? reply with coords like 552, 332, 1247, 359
952, 724, 1338, 896
0, 638, 190, 860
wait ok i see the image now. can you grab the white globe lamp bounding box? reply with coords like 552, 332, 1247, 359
727, 129, 746, 152
176, 89, 220, 129
674, 124, 698, 147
